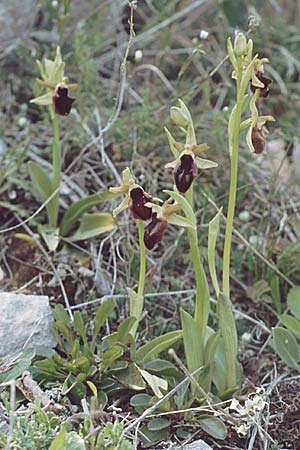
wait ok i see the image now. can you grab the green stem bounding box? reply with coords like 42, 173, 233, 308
130, 220, 146, 337
187, 228, 210, 333
222, 57, 243, 298
49, 108, 61, 228
137, 220, 146, 299
186, 187, 210, 341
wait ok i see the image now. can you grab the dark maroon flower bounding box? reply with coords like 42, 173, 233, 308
144, 213, 168, 250
251, 127, 265, 154
173, 154, 198, 193
250, 71, 272, 98
52, 84, 76, 116
129, 187, 152, 221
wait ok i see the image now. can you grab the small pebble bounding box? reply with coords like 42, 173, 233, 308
239, 210, 250, 222
18, 117, 28, 128
200, 29, 209, 40
249, 235, 260, 245
135, 49, 143, 63
8, 190, 17, 200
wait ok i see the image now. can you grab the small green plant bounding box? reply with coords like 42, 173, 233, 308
0, 398, 61, 450
85, 421, 131, 450
28, 47, 116, 251
34, 300, 182, 403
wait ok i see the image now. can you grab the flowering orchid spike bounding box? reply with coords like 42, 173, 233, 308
30, 47, 77, 116
246, 90, 275, 154
143, 194, 195, 250
109, 167, 153, 221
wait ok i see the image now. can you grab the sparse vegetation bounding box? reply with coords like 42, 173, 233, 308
1, 1, 300, 449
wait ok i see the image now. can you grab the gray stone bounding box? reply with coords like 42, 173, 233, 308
182, 440, 213, 450
0, 293, 56, 357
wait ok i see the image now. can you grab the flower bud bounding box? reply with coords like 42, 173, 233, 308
170, 107, 190, 127
52, 83, 76, 116
173, 154, 198, 193
144, 213, 168, 250
233, 32, 247, 57
251, 127, 265, 154
129, 187, 152, 221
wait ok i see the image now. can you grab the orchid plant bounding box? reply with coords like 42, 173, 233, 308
28, 47, 116, 251
108, 32, 274, 400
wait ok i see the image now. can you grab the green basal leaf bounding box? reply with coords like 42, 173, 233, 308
65, 432, 86, 450
140, 425, 169, 446
71, 340, 81, 359
86, 380, 98, 398
280, 315, 300, 339
127, 288, 143, 337
217, 293, 238, 392
53, 320, 74, 348
199, 415, 227, 440
272, 326, 300, 369
102, 347, 123, 370
73, 311, 88, 346
135, 330, 183, 365
0, 348, 35, 383
49, 428, 67, 450
144, 359, 180, 378
91, 299, 115, 352
53, 304, 71, 325
28, 161, 53, 201
98, 391, 108, 408
287, 286, 300, 319
38, 224, 60, 252
69, 213, 115, 242
270, 275, 282, 314
117, 317, 137, 343
130, 393, 152, 413
115, 364, 146, 391
148, 418, 171, 431
208, 208, 223, 298
180, 308, 203, 374
204, 331, 219, 366
60, 191, 119, 237
106, 360, 128, 373
49, 428, 85, 450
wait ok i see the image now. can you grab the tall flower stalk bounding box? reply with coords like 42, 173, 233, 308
28, 47, 81, 250
49, 108, 61, 228
164, 33, 274, 395
223, 33, 274, 298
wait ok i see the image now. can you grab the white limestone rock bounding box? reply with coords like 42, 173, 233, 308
0, 293, 56, 357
